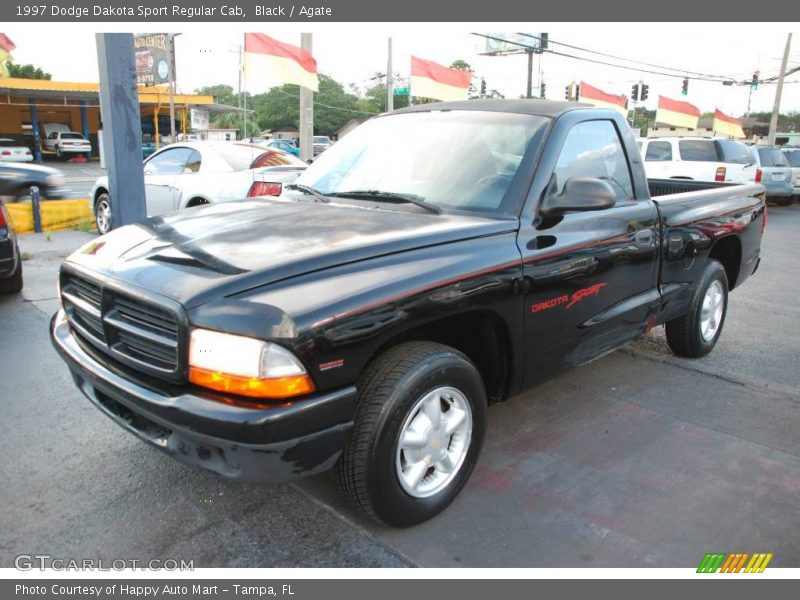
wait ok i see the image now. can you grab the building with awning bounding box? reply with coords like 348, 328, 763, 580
0, 77, 238, 159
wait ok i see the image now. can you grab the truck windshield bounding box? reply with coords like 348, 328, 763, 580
295, 110, 548, 216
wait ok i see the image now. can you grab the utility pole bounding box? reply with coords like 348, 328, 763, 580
299, 33, 314, 162
526, 50, 533, 98
167, 33, 178, 143
386, 37, 393, 112
768, 33, 792, 145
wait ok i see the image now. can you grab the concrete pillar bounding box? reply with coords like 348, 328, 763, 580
95, 33, 146, 229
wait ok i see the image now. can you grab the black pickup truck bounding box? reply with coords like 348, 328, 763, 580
51, 100, 765, 527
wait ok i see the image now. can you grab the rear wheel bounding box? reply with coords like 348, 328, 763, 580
776, 197, 793, 207
338, 341, 487, 527
665, 259, 728, 358
94, 192, 112, 235
0, 255, 23, 294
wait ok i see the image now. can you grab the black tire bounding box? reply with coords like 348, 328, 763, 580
56, 146, 63, 160
94, 192, 113, 235
14, 186, 32, 202
0, 255, 23, 294
338, 341, 488, 527
775, 197, 793, 207
665, 259, 728, 358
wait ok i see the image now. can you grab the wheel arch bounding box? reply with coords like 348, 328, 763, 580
362, 310, 513, 404
185, 196, 211, 208
708, 234, 742, 290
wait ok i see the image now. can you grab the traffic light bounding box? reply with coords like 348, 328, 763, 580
565, 83, 572, 100
640, 83, 649, 101
540, 81, 546, 98
575, 83, 580, 99
751, 72, 759, 90
480, 78, 487, 96
631, 84, 639, 101
540, 33, 549, 51
681, 78, 689, 96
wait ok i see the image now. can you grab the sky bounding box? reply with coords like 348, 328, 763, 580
7, 24, 800, 117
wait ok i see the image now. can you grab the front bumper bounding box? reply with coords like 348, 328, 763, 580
50, 310, 356, 483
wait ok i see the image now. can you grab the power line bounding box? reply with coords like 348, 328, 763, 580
515, 32, 736, 81
473, 33, 749, 84
273, 88, 378, 115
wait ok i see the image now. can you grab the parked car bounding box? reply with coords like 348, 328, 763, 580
638, 137, 756, 183
0, 196, 22, 293
0, 138, 33, 162
52, 101, 765, 527
43, 131, 92, 159
781, 147, 800, 200
90, 142, 307, 234
0, 162, 68, 201
313, 135, 332, 156
750, 145, 793, 205
261, 138, 301, 157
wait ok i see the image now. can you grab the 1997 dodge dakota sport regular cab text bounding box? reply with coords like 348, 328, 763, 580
51, 101, 765, 526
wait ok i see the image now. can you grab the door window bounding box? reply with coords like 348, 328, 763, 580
144, 147, 197, 175
553, 120, 634, 202
645, 141, 672, 161
678, 140, 718, 161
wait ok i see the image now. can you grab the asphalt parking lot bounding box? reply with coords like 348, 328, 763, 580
1, 205, 798, 568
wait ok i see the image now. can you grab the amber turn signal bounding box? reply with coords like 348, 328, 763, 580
189, 367, 315, 399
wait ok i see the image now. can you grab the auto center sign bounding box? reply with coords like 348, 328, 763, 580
134, 33, 173, 86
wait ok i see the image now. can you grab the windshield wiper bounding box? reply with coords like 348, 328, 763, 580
328, 190, 441, 214
284, 183, 330, 203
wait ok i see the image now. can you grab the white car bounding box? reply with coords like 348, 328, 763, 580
638, 137, 756, 183
90, 141, 307, 234
43, 131, 92, 158
0, 138, 33, 162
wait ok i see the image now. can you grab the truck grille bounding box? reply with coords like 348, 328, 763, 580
61, 272, 184, 381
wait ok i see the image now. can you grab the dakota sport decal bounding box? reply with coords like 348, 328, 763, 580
531, 283, 608, 314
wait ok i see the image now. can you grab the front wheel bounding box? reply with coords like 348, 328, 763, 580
338, 342, 487, 527
665, 259, 728, 358
94, 193, 113, 235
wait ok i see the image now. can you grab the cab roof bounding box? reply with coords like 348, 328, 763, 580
391, 99, 595, 118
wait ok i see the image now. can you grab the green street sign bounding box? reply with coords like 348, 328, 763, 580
394, 87, 410, 96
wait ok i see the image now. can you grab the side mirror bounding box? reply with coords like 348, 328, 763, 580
540, 177, 617, 216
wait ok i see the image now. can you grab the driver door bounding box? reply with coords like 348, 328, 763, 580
142, 147, 195, 216
518, 118, 659, 387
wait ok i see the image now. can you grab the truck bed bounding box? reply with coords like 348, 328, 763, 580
648, 178, 735, 198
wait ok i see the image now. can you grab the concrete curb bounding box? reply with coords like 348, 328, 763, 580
7, 198, 94, 234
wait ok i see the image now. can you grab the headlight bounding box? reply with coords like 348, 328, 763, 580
188, 328, 314, 399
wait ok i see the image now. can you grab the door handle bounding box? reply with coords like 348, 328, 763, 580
634, 230, 653, 244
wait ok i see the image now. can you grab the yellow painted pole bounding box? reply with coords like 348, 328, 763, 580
154, 105, 160, 150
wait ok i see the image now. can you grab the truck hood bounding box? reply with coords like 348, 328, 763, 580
66, 198, 517, 309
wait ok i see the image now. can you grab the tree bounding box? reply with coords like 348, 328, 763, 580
359, 81, 409, 114
210, 111, 261, 140
195, 84, 237, 106
5, 63, 51, 80
249, 74, 370, 136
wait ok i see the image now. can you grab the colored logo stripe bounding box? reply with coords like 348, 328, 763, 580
697, 552, 773, 573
